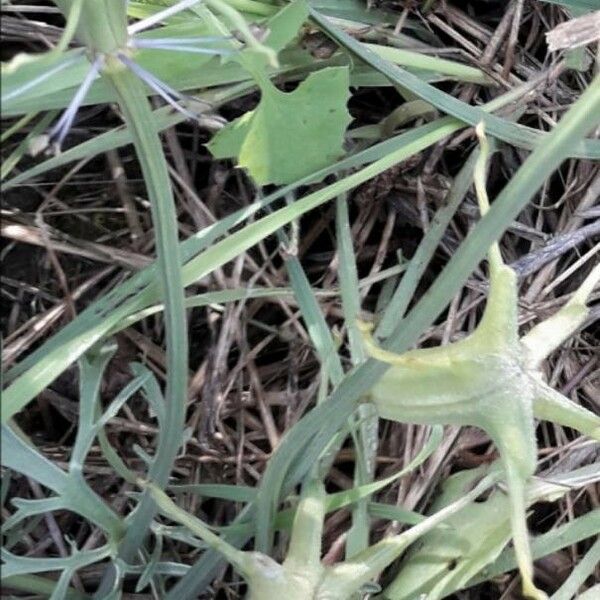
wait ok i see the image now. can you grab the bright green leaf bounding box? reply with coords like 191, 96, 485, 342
264, 0, 309, 52
208, 66, 351, 184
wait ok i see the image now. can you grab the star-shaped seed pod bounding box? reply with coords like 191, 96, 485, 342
358, 123, 600, 600
141, 469, 499, 600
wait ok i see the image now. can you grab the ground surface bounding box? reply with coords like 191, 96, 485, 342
1, 1, 599, 598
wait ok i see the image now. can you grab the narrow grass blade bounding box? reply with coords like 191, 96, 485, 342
282, 244, 344, 385
335, 189, 373, 557
376, 147, 480, 337
364, 43, 490, 84
468, 509, 600, 586
310, 9, 600, 160
1, 575, 86, 600
2, 119, 458, 422
551, 538, 600, 600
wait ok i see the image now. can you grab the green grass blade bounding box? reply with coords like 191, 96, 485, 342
364, 43, 490, 84
169, 484, 257, 503
367, 503, 424, 526
335, 190, 372, 556
94, 63, 189, 588
376, 146, 480, 337
1, 118, 458, 422
551, 537, 600, 600
1, 575, 87, 600
283, 250, 344, 385
468, 509, 600, 586
310, 9, 600, 160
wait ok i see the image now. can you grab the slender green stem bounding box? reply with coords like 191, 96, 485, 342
504, 463, 542, 600
95, 59, 189, 589
284, 479, 326, 572
141, 480, 251, 575
335, 192, 376, 557
205, 0, 278, 66
53, 0, 84, 54
533, 382, 600, 441
1, 574, 86, 600
53, 0, 127, 52
474, 123, 503, 271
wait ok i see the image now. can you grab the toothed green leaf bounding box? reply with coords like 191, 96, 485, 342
208, 66, 351, 185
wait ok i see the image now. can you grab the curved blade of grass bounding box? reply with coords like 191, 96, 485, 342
551, 537, 600, 600
278, 220, 344, 385
335, 189, 374, 556
169, 483, 257, 502
1, 574, 86, 600
368, 503, 424, 526
88, 60, 189, 592
310, 9, 600, 160
1, 111, 39, 144
376, 146, 481, 337
112, 287, 301, 333
468, 509, 600, 587
2, 118, 458, 422
364, 43, 491, 84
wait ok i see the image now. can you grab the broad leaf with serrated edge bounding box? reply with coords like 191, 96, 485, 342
208, 66, 351, 184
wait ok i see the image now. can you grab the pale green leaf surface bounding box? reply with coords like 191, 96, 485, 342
576, 584, 600, 600
284, 254, 345, 385
264, 0, 309, 52
1, 50, 89, 106
208, 66, 352, 184
469, 509, 600, 587
382, 465, 600, 600
1, 545, 111, 579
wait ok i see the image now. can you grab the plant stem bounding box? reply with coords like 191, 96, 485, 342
95, 58, 189, 593
53, 0, 127, 52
